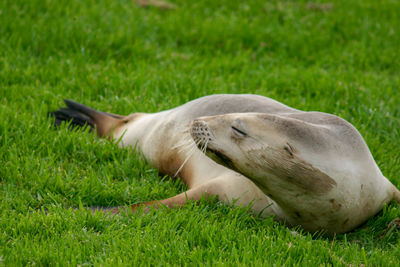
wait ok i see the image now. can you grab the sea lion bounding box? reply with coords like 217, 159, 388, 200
50, 94, 400, 234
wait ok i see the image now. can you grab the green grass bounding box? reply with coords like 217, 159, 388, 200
1, 0, 400, 265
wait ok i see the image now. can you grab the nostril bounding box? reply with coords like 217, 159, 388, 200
190, 119, 214, 144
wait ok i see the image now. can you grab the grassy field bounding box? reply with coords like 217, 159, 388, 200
1, 0, 400, 265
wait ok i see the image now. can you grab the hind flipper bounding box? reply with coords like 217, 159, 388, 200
64, 99, 124, 120
49, 99, 126, 138
49, 107, 95, 131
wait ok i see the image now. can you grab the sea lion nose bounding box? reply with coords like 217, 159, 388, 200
190, 119, 213, 146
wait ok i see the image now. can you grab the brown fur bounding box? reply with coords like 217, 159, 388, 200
156, 148, 194, 187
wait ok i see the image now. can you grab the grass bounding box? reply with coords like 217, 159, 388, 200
1, 0, 400, 265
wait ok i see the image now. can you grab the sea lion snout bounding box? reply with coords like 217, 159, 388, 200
190, 119, 214, 148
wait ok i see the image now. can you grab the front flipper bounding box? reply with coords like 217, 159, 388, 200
95, 174, 277, 218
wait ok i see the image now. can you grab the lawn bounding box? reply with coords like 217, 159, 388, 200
1, 0, 400, 265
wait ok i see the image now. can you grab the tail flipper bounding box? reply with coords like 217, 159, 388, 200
49, 99, 126, 137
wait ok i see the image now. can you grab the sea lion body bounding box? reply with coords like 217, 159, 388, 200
52, 94, 400, 234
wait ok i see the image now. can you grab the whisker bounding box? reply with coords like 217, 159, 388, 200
202, 139, 209, 153
171, 125, 194, 151
173, 141, 200, 177
172, 139, 192, 151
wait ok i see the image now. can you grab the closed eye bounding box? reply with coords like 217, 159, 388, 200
231, 126, 247, 136
284, 143, 295, 156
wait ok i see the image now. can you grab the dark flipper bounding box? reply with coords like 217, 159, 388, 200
49, 105, 95, 131
49, 99, 125, 137
64, 99, 123, 120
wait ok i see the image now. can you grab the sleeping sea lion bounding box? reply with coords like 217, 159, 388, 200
50, 94, 400, 234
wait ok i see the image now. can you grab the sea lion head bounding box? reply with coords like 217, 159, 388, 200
190, 113, 338, 199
